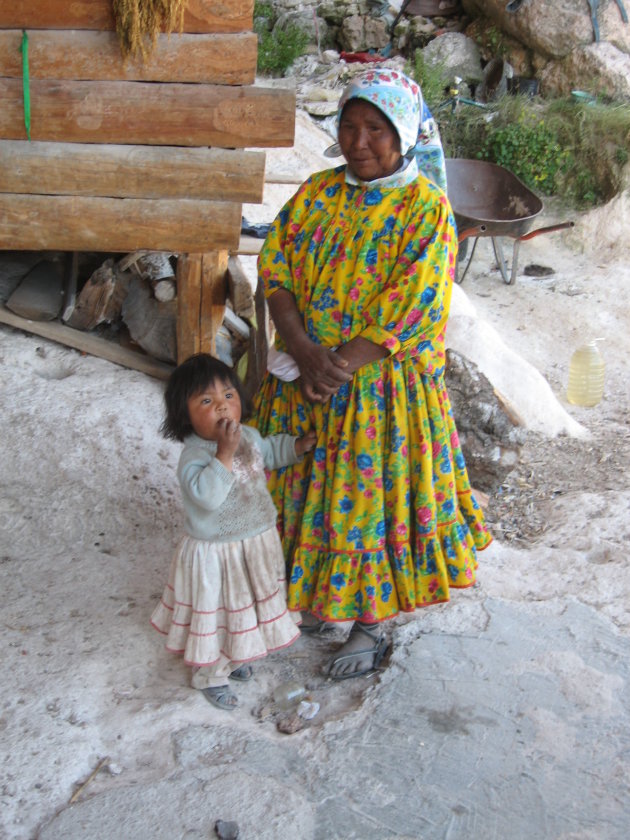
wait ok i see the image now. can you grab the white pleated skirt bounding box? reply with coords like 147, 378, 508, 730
151, 527, 300, 667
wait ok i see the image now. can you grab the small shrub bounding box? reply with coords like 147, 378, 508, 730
409, 49, 449, 112
254, 2, 309, 76
478, 111, 569, 195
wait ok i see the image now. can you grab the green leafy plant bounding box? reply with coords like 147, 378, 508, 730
478, 111, 569, 194
254, 1, 309, 76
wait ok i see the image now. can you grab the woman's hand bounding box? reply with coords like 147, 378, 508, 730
293, 342, 352, 402
267, 288, 352, 402
214, 419, 241, 470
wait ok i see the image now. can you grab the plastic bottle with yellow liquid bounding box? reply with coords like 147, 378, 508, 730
567, 339, 605, 407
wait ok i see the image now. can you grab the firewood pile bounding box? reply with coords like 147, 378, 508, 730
0, 248, 254, 373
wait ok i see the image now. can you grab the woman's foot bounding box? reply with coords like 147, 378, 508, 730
201, 685, 238, 710
323, 622, 389, 680
229, 664, 253, 682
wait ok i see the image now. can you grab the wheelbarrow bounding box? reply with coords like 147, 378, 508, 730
446, 158, 574, 285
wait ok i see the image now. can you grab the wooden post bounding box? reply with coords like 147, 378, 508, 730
176, 250, 228, 363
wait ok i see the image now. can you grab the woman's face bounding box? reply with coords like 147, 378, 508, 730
337, 99, 402, 182
186, 378, 242, 441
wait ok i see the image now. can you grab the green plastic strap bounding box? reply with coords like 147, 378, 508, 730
21, 30, 31, 140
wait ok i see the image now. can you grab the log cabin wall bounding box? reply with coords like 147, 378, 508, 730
0, 0, 295, 364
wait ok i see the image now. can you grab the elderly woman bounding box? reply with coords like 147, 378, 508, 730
252, 69, 491, 680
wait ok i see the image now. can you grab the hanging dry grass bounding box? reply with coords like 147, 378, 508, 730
112, 0, 187, 61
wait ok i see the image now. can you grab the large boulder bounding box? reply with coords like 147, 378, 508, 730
422, 31, 484, 83
541, 41, 630, 100
461, 0, 630, 59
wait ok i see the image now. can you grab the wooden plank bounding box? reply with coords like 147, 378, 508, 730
0, 30, 257, 85
0, 194, 242, 253
0, 141, 265, 203
175, 254, 203, 362
175, 251, 228, 362
0, 0, 254, 33
200, 251, 228, 357
0, 79, 295, 148
0, 304, 174, 380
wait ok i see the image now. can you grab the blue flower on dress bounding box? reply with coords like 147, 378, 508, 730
331, 572, 346, 590
356, 453, 373, 471
348, 526, 364, 548
313, 446, 326, 463
364, 189, 383, 206
313, 511, 324, 528
366, 248, 378, 265
447, 564, 460, 580
325, 184, 341, 198
375, 519, 386, 537
455, 451, 466, 470
290, 566, 304, 583
381, 581, 393, 602
279, 209, 289, 224
421, 286, 437, 305
441, 498, 455, 515
425, 557, 437, 574
312, 287, 338, 312
339, 496, 354, 513
272, 251, 286, 265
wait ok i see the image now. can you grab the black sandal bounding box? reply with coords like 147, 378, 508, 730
201, 685, 238, 710
324, 623, 390, 681
229, 664, 253, 682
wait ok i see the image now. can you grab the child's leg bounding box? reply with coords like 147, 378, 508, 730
191, 656, 252, 710
191, 655, 233, 689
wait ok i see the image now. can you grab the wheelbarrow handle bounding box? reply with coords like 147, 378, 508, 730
457, 225, 486, 243
517, 221, 575, 242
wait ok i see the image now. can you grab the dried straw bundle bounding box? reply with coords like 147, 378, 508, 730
112, 0, 187, 61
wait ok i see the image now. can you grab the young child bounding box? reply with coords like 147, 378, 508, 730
151, 353, 316, 710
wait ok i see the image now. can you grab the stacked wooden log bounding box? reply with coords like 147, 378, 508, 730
0, 0, 294, 373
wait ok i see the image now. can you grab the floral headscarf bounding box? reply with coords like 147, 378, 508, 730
325, 68, 448, 192
336, 68, 422, 156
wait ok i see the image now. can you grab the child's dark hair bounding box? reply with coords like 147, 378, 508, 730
160, 353, 250, 441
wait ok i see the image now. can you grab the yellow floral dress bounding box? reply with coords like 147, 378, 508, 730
252, 165, 491, 624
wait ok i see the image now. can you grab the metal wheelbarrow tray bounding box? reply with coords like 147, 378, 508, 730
445, 159, 574, 285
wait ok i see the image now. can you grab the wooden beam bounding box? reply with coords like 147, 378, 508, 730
175, 254, 203, 363
200, 251, 228, 357
0, 141, 265, 203
0, 305, 174, 380
175, 251, 229, 362
0, 0, 254, 33
0, 194, 242, 253
0, 78, 295, 148
0, 30, 257, 85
